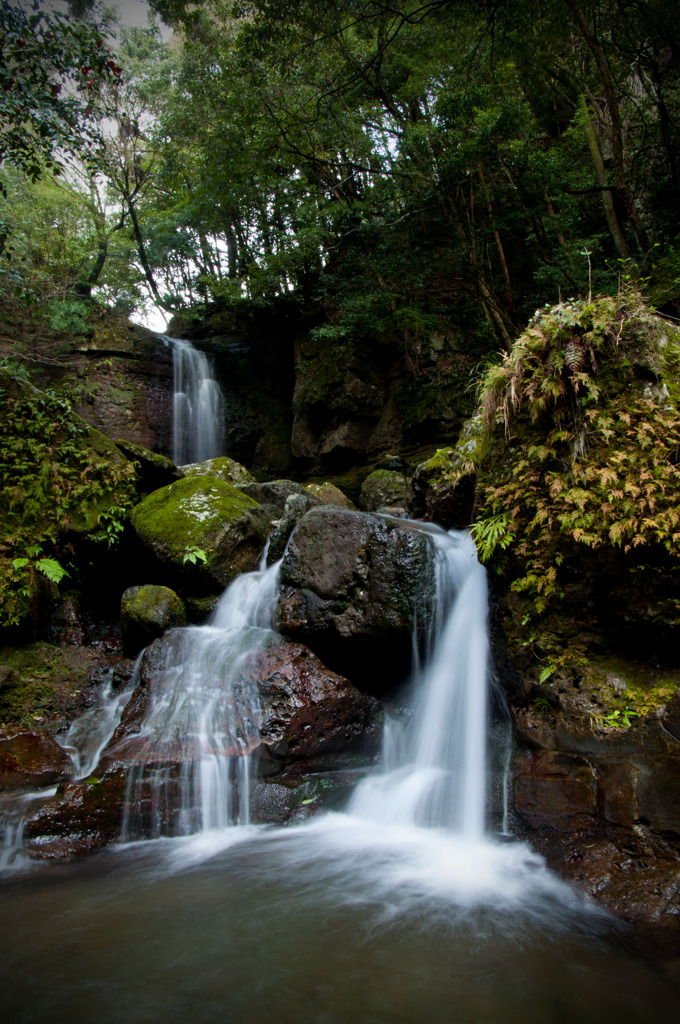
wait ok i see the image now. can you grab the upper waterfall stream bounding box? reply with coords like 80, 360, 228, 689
166, 336, 225, 466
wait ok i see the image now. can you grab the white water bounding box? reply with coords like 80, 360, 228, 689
57, 670, 135, 781
167, 336, 225, 466
120, 555, 282, 839
0, 674, 132, 873
350, 528, 489, 836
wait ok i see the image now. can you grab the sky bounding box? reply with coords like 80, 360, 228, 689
45, 0, 172, 330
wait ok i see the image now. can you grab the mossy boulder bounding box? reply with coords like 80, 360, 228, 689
120, 585, 187, 656
129, 475, 270, 591
304, 481, 356, 509
180, 456, 255, 487
359, 469, 409, 513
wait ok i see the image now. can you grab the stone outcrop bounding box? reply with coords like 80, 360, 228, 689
276, 505, 435, 691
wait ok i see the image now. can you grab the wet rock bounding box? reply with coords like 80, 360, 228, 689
179, 456, 255, 487
276, 506, 435, 692
267, 492, 322, 563
130, 475, 270, 591
22, 765, 128, 859
239, 479, 320, 519
304, 481, 355, 509
514, 750, 598, 831
0, 732, 72, 791
247, 638, 383, 771
359, 469, 409, 514
525, 826, 680, 931
120, 585, 187, 656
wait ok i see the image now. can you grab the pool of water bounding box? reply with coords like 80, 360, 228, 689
1, 815, 677, 1024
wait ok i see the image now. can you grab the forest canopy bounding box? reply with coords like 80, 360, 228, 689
1, 0, 679, 351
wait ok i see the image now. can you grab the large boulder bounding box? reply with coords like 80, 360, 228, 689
276, 506, 436, 692
120, 585, 187, 656
359, 469, 409, 513
129, 475, 270, 591
110, 629, 381, 775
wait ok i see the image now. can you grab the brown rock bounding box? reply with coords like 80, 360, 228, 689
0, 732, 72, 792
514, 750, 597, 830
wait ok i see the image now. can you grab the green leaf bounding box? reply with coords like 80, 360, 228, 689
35, 557, 69, 584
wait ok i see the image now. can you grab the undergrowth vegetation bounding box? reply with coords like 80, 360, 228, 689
470, 291, 680, 619
0, 370, 135, 629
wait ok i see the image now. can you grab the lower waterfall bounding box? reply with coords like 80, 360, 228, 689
120, 555, 281, 839
2, 528, 676, 1024
349, 527, 489, 836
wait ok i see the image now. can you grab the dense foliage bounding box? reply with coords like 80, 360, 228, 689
0, 370, 135, 629
471, 291, 680, 614
2, 0, 679, 353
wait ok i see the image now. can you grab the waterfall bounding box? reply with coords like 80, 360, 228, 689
349, 528, 490, 836
166, 336, 225, 466
120, 526, 491, 843
120, 556, 282, 840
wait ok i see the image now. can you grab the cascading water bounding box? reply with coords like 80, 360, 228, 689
4, 526, 671, 1024
350, 527, 490, 836
120, 555, 281, 839
0, 673, 133, 872
166, 336, 225, 466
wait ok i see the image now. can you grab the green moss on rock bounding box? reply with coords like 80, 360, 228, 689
304, 481, 355, 509
360, 469, 409, 512
130, 475, 270, 590
0, 642, 99, 733
180, 456, 255, 487
120, 585, 187, 655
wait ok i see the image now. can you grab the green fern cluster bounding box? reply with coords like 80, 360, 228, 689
473, 291, 680, 615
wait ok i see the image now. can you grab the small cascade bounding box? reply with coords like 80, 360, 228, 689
121, 556, 282, 840
349, 528, 490, 835
0, 676, 133, 872
57, 670, 134, 781
166, 336, 225, 466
